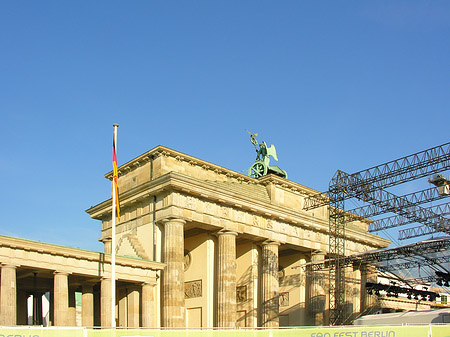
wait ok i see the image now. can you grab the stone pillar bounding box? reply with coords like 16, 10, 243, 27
261, 241, 280, 327
298, 256, 307, 325
352, 266, 361, 320
101, 277, 113, 327
118, 287, 127, 327
17, 289, 28, 325
32, 293, 44, 325
94, 288, 101, 326
102, 237, 112, 254
82, 285, 94, 327
0, 264, 17, 326
217, 230, 238, 328
162, 218, 186, 327
53, 271, 69, 326
127, 286, 140, 327
142, 283, 155, 327
68, 288, 76, 326
360, 264, 377, 314
310, 252, 326, 326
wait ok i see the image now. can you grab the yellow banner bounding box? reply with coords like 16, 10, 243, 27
0, 326, 449, 337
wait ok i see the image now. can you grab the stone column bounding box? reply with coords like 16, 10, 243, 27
360, 264, 377, 314
217, 230, 238, 328
298, 256, 307, 325
68, 288, 77, 326
352, 266, 361, 320
309, 251, 326, 326
127, 286, 140, 327
118, 287, 127, 327
162, 218, 186, 327
142, 283, 155, 327
53, 271, 69, 326
82, 285, 94, 327
101, 277, 113, 327
102, 237, 112, 254
0, 264, 17, 326
261, 241, 280, 327
32, 293, 44, 325
17, 289, 28, 325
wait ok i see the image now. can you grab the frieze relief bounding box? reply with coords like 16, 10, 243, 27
279, 292, 289, 307
235, 210, 244, 222
174, 194, 330, 242
236, 285, 247, 303
186, 196, 197, 209
185, 280, 202, 299
204, 201, 213, 214
221, 206, 230, 218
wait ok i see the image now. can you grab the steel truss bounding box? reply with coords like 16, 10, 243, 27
369, 202, 450, 233
348, 187, 449, 221
303, 142, 450, 325
380, 255, 450, 272
304, 142, 450, 211
298, 237, 450, 272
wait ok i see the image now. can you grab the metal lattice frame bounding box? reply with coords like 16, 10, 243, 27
369, 202, 450, 233
348, 187, 449, 220
328, 171, 347, 325
303, 142, 450, 325
304, 142, 450, 211
298, 237, 450, 271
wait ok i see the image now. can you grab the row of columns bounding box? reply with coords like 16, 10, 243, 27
162, 218, 281, 328
0, 264, 154, 327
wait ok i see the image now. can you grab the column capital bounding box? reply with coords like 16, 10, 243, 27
216, 229, 239, 237
141, 281, 155, 287
161, 217, 186, 225
54, 271, 70, 276
261, 239, 280, 246
1, 263, 19, 269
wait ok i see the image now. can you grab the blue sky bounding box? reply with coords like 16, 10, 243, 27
1, 1, 449, 252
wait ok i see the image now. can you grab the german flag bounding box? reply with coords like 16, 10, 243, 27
112, 137, 120, 222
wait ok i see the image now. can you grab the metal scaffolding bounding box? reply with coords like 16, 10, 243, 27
303, 141, 450, 325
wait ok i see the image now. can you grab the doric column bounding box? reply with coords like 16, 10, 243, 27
298, 255, 307, 325
53, 271, 69, 326
32, 293, 44, 325
118, 287, 127, 327
352, 266, 361, 319
162, 218, 186, 327
142, 283, 155, 327
261, 241, 280, 327
0, 264, 17, 326
217, 230, 238, 328
68, 288, 77, 326
101, 237, 112, 254
309, 251, 326, 326
17, 289, 28, 325
360, 264, 377, 314
127, 286, 140, 327
82, 285, 94, 327
101, 277, 113, 327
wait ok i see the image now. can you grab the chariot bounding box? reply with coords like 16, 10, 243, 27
247, 138, 288, 179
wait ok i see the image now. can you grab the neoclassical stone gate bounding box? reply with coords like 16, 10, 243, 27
87, 146, 390, 327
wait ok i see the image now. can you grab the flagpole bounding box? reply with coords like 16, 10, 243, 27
111, 123, 119, 327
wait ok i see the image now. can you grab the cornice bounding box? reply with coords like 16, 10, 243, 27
101, 144, 323, 202
104, 145, 256, 183
258, 174, 325, 197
